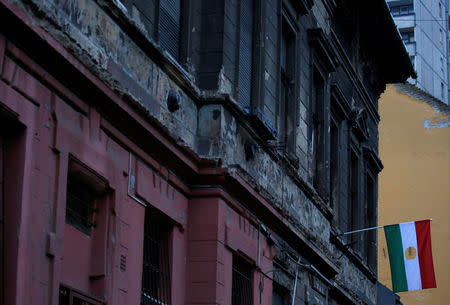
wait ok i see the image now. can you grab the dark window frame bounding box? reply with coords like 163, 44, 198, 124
310, 63, 328, 197
278, 12, 298, 160
329, 85, 351, 230
120, 0, 189, 65
400, 29, 414, 44
231, 255, 254, 305
390, 4, 414, 16
364, 168, 377, 272
59, 285, 102, 305
348, 141, 362, 254
65, 176, 97, 236
141, 208, 173, 305
65, 157, 108, 236
329, 112, 340, 210
272, 283, 289, 305
235, 0, 258, 109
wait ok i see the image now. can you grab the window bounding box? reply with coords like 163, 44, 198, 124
349, 148, 361, 253
365, 172, 377, 271
440, 28, 443, 43
400, 30, 414, 44
65, 176, 97, 235
272, 284, 288, 305
329, 116, 339, 209
441, 82, 445, 98
311, 68, 326, 194
280, 18, 296, 156
236, 0, 255, 108
389, 4, 414, 16
330, 90, 347, 228
439, 2, 443, 18
158, 0, 182, 60
59, 286, 102, 305
141, 209, 172, 305
121, 0, 184, 61
231, 255, 253, 305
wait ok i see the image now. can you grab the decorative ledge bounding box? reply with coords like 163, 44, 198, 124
244, 106, 278, 140
363, 146, 384, 173
308, 28, 340, 73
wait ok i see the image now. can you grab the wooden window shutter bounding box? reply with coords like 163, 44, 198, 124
237, 0, 254, 108
159, 0, 181, 60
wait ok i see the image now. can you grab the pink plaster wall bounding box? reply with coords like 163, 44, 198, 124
0, 11, 276, 305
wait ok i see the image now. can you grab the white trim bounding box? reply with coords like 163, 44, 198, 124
399, 222, 422, 291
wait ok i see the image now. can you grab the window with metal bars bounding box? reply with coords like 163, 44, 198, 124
141, 210, 172, 305
65, 176, 97, 235
231, 255, 253, 305
59, 286, 102, 305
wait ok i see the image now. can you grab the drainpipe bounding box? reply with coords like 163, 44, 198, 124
291, 256, 301, 305
257, 222, 261, 267
287, 254, 333, 305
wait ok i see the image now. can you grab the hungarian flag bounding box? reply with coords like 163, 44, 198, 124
384, 219, 436, 292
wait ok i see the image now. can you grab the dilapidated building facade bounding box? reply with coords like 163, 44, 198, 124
0, 0, 413, 305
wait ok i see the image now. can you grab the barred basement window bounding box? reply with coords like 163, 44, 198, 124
59, 286, 102, 305
65, 176, 97, 235
141, 211, 171, 305
231, 255, 253, 305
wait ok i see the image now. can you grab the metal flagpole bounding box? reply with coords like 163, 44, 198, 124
340, 225, 385, 236
339, 219, 433, 236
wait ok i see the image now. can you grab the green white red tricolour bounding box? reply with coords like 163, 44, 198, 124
384, 219, 436, 293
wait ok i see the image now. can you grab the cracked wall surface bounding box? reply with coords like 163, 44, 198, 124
0, 0, 404, 304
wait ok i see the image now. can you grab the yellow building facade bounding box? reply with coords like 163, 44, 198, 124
378, 84, 450, 304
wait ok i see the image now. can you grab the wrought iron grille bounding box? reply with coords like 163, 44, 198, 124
65, 177, 96, 235
141, 213, 171, 305
232, 255, 254, 305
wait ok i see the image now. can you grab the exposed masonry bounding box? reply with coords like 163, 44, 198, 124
394, 83, 450, 129
8, 0, 405, 304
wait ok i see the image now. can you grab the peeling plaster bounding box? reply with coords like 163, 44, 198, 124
423, 119, 450, 129
423, 107, 450, 129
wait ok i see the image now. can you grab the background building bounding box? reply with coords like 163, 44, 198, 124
0, 1, 412, 305
378, 282, 404, 305
387, 0, 450, 105
378, 83, 450, 305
